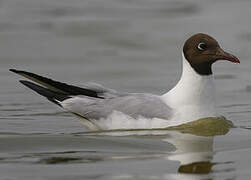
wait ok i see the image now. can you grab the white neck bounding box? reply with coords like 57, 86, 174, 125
162, 53, 217, 124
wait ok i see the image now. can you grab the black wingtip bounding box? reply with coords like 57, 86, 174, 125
19, 80, 32, 86
19, 80, 41, 92
11, 69, 102, 99
9, 69, 22, 74
19, 80, 69, 105
19, 80, 47, 93
9, 68, 18, 73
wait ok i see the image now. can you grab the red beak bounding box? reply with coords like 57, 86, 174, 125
216, 48, 240, 63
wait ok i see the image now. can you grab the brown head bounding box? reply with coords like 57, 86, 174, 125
183, 33, 240, 75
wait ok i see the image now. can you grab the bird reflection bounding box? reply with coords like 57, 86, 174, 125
84, 117, 233, 179
166, 117, 232, 176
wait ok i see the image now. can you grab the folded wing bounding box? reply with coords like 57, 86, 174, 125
10, 69, 172, 122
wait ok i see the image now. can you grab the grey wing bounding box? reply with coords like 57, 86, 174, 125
61, 93, 173, 120
9, 69, 171, 120
81, 82, 117, 94
80, 82, 126, 98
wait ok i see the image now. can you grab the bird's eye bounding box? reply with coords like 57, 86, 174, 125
198, 42, 207, 51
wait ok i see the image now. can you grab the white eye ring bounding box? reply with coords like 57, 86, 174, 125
198, 42, 206, 50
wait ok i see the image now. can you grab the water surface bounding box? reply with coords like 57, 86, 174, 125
1, 0, 251, 179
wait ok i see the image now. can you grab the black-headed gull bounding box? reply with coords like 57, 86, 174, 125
10, 33, 239, 131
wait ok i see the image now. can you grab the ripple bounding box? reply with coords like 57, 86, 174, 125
245, 85, 251, 92
39, 156, 83, 164
9, 111, 69, 117
215, 74, 236, 79
240, 32, 251, 42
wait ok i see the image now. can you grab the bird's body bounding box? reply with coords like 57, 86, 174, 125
10, 33, 239, 131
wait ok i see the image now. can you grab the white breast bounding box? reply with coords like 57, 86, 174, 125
162, 53, 218, 125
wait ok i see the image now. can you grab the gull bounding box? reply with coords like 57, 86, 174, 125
10, 33, 240, 131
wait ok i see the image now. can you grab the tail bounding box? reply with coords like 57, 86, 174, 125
10, 69, 103, 105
